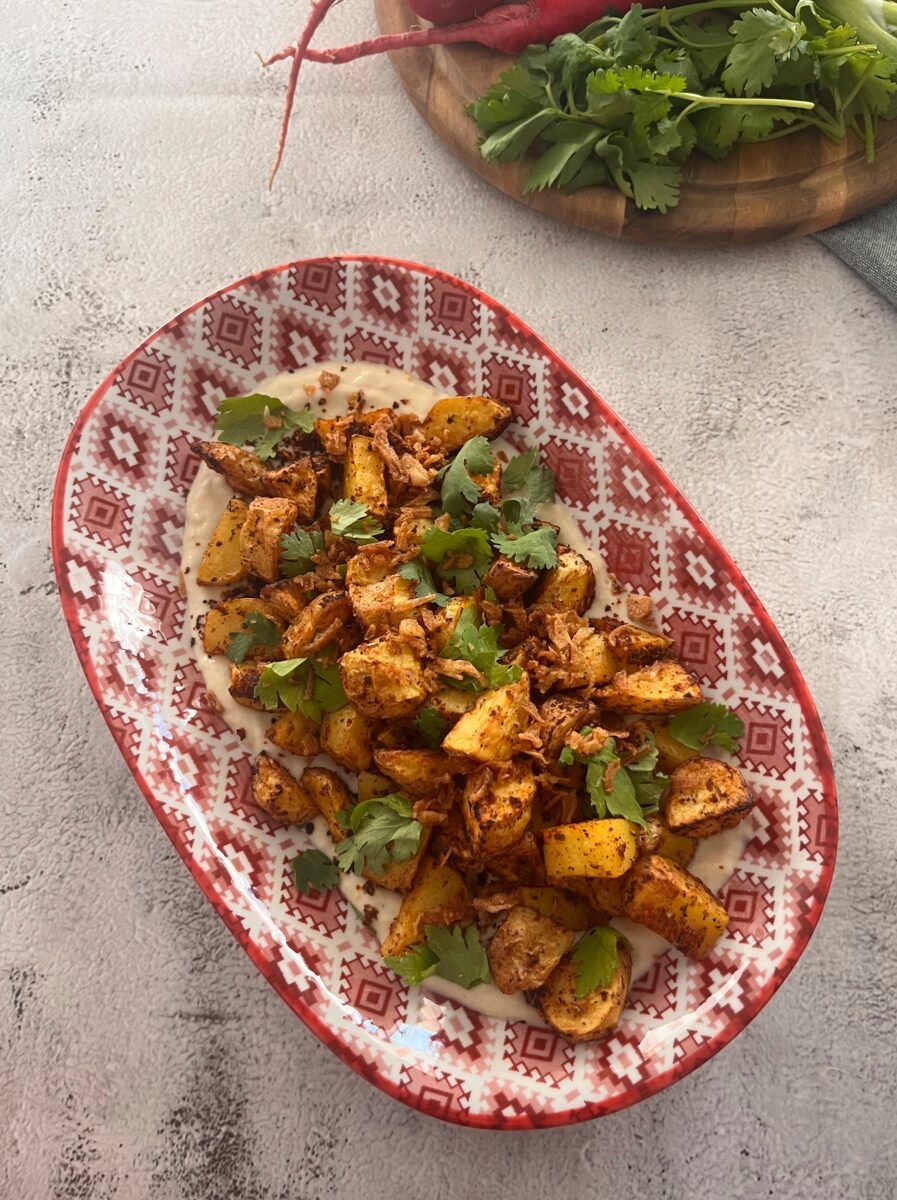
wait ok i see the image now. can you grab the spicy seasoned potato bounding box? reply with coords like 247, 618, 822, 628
343, 434, 388, 519
281, 592, 355, 658
339, 635, 428, 719
364, 829, 432, 894
469, 458, 502, 504
462, 761, 535, 857
428, 595, 478, 653
543, 819, 639, 881
565, 631, 619, 690
239, 497, 300, 582
663, 757, 753, 838
532, 547, 596, 615
266, 709, 320, 757
482, 555, 539, 602
356, 770, 393, 802
430, 687, 477, 725
567, 874, 630, 919
196, 498, 249, 586
512, 886, 603, 931
538, 695, 600, 761
349, 574, 417, 632
420, 395, 512, 450
636, 813, 697, 868
251, 753, 318, 825
344, 542, 398, 588
442, 677, 530, 763
259, 577, 310, 623
192, 440, 270, 496
200, 597, 285, 659
380, 859, 469, 958
228, 662, 266, 709
484, 831, 546, 886
300, 767, 352, 843
487, 906, 575, 994
652, 721, 701, 772
595, 661, 703, 714
264, 456, 319, 520
606, 623, 671, 665
374, 749, 455, 796
319, 704, 373, 772
625, 855, 729, 959
539, 944, 632, 1042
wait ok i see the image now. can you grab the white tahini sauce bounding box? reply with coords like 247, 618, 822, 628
181, 361, 750, 1026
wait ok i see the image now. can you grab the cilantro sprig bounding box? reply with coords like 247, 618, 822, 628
439, 436, 496, 516
418, 525, 494, 594
280, 528, 326, 577
415, 706, 450, 749
329, 499, 384, 544
491, 526, 558, 570
291, 849, 340, 896
438, 606, 522, 692
215, 393, 314, 461
334, 793, 423, 876
559, 729, 669, 828
397, 557, 451, 607
385, 924, 491, 989
254, 657, 346, 720
226, 611, 281, 665
572, 927, 629, 999
668, 702, 745, 752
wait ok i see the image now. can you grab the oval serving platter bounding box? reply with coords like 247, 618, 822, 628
51, 255, 836, 1128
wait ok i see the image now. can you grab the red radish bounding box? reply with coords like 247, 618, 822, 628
266, 1, 606, 182
407, 0, 506, 19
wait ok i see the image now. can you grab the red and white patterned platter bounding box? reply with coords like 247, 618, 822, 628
51, 255, 837, 1128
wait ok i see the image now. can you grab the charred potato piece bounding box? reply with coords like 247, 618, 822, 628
196, 499, 249, 586
543, 819, 639, 881
606, 623, 671, 665
380, 859, 469, 958
482, 555, 539, 603
488, 907, 575, 994
339, 635, 428, 719
229, 662, 266, 710
264, 457, 319, 521
300, 767, 352, 843
442, 677, 530, 764
635, 813, 697, 868
538, 695, 600, 761
200, 597, 285, 659
259, 578, 309, 624
430, 687, 477, 726
356, 770, 393, 802
344, 543, 398, 588
663, 757, 753, 838
374, 749, 455, 796
266, 710, 320, 757
429, 596, 478, 654
566, 875, 630, 919
550, 631, 618, 692
192, 440, 269, 496
484, 831, 546, 885
594, 661, 703, 714
539, 945, 632, 1042
532, 547, 596, 615
281, 592, 354, 658
349, 574, 417, 632
462, 762, 535, 857
239, 497, 299, 582
251, 753, 318, 824
420, 395, 512, 451
319, 704, 373, 772
343, 435, 387, 520
652, 722, 701, 773
625, 855, 729, 959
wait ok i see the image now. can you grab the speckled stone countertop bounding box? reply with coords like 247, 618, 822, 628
3, 3, 897, 1198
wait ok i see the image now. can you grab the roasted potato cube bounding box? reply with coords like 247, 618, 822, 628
356, 770, 393, 802
652, 722, 701, 772
551, 631, 619, 692
200, 597, 285, 659
339, 635, 428, 719
488, 907, 575, 994
484, 832, 546, 885
532, 547, 596, 615
469, 458, 502, 504
393, 507, 436, 553
442, 677, 530, 763
430, 687, 477, 726
300, 767, 352, 843
635, 813, 697, 868
514, 886, 603, 931
429, 596, 478, 654
482, 556, 539, 602
380, 858, 469, 958
543, 819, 639, 881
420, 395, 512, 450
281, 592, 354, 658
566, 875, 630, 919
539, 944, 632, 1042
663, 757, 753, 838
251, 753, 318, 824
259, 578, 309, 623
374, 749, 455, 796
343, 434, 387, 519
462, 762, 535, 856
538, 695, 600, 761
606, 623, 671, 665
239, 497, 299, 582
625, 855, 729, 959
196, 499, 249, 586
229, 662, 266, 709
192, 440, 269, 496
344, 543, 398, 588
350, 574, 417, 632
264, 457, 319, 520
266, 710, 320, 757
595, 660, 703, 714
319, 704, 373, 772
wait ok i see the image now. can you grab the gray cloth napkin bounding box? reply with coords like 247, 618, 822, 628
816, 199, 897, 306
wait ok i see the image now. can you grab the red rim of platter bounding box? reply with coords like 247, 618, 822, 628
51, 255, 837, 1129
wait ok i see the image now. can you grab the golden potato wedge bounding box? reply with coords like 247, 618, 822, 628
595, 660, 703, 714
192, 440, 269, 496
430, 687, 477, 726
429, 596, 478, 654
356, 770, 393, 802
196, 499, 249, 586
342, 434, 387, 519
532, 547, 596, 615
539, 944, 632, 1042
264, 456, 319, 521
339, 635, 428, 719
482, 556, 539, 603
349, 574, 417, 632
652, 722, 701, 773
420, 395, 512, 451
442, 677, 530, 763
380, 858, 469, 958
239, 497, 300, 582
543, 819, 639, 881
251, 753, 318, 824
281, 592, 354, 658
635, 813, 697, 868
300, 767, 352, 843
514, 886, 603, 931
663, 757, 753, 838
484, 832, 546, 886
266, 710, 320, 757
319, 704, 373, 772
229, 662, 266, 709
625, 855, 729, 959
488, 907, 575, 994
374, 749, 455, 796
606, 623, 671, 665
200, 597, 284, 659
462, 762, 535, 857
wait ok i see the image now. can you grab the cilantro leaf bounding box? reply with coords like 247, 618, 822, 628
290, 849, 340, 896
280, 528, 326, 578
668, 702, 744, 752
226, 611, 280, 665
491, 526, 559, 570
384, 943, 439, 985
254, 657, 347, 720
470, 502, 502, 533
439, 606, 522, 692
722, 9, 808, 98
397, 558, 450, 607
415, 706, 450, 750
422, 925, 491, 989
419, 525, 494, 594
214, 394, 314, 462
560, 731, 668, 828
334, 793, 423, 876
572, 927, 628, 999
500, 446, 556, 527
440, 437, 496, 517
329, 499, 384, 544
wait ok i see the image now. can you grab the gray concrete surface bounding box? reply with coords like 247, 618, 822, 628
2, 2, 897, 1198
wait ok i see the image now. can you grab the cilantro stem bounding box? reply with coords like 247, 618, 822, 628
839, 58, 878, 109
678, 91, 815, 109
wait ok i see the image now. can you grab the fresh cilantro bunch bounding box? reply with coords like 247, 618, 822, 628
560, 729, 669, 827
469, 2, 897, 213
385, 924, 491, 989
254, 657, 347, 720
438, 606, 522, 692
215, 394, 314, 460
572, 927, 629, 998
334, 794, 424, 875
668, 701, 744, 751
